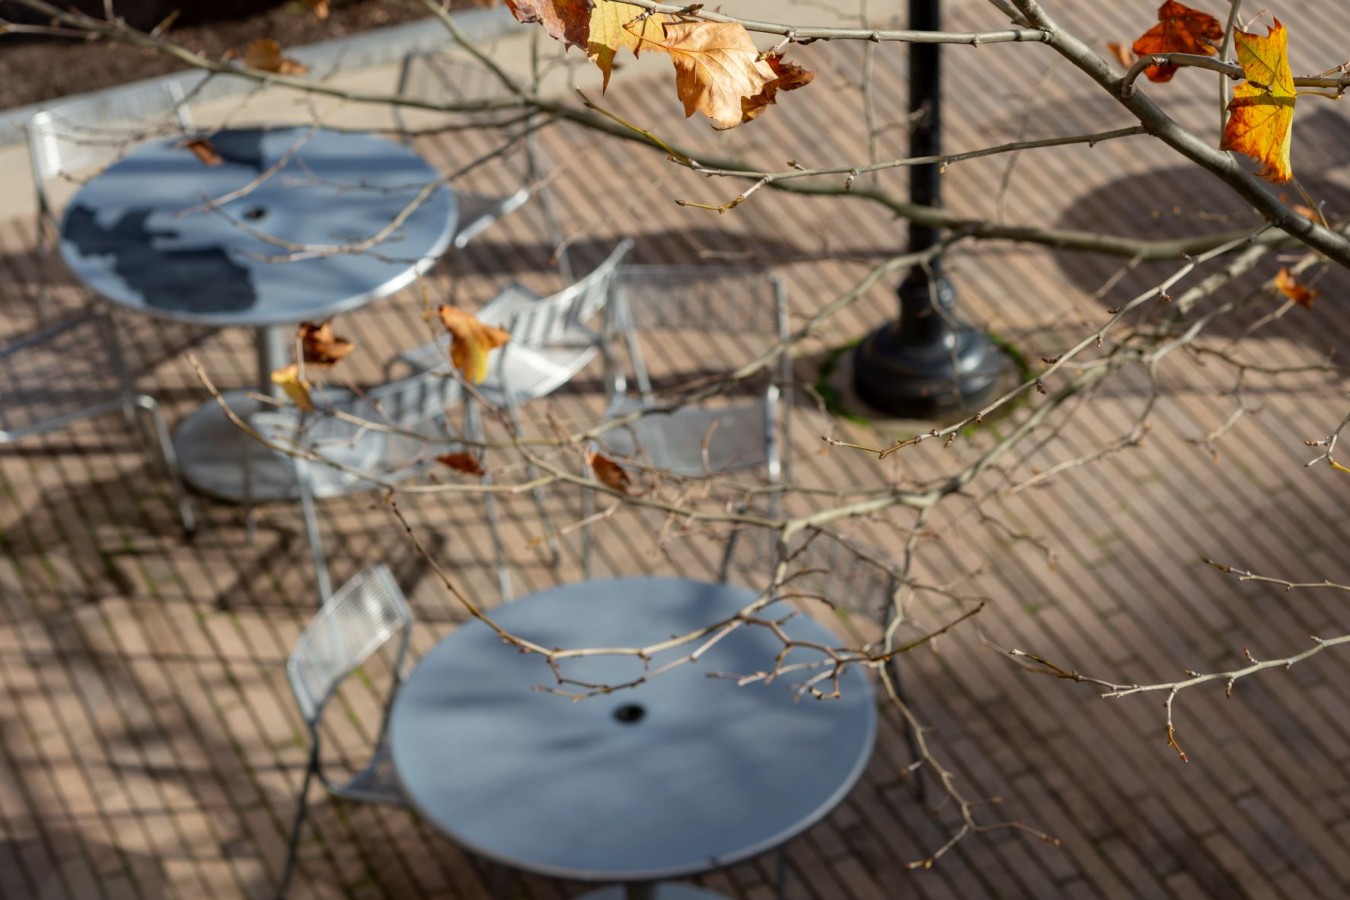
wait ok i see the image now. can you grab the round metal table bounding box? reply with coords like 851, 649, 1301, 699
58, 126, 457, 501
389, 577, 877, 898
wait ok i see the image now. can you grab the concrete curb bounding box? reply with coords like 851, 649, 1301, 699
0, 5, 518, 147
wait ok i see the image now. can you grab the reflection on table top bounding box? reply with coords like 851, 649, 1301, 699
58, 126, 456, 327
390, 576, 877, 883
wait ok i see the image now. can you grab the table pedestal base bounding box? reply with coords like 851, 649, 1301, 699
175, 390, 299, 502
577, 883, 726, 900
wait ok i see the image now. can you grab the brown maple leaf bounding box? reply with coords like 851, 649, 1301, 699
437, 452, 486, 476
298, 320, 356, 368
436, 305, 510, 385
244, 38, 309, 76
303, 0, 330, 19
588, 451, 631, 494
504, 0, 593, 51
1275, 266, 1319, 307
660, 21, 776, 131
742, 52, 815, 123
1130, 0, 1222, 83
184, 137, 223, 166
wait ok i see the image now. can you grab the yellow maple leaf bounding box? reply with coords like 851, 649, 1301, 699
588, 0, 669, 91
659, 21, 776, 131
1220, 19, 1295, 183
271, 364, 314, 411
436, 305, 510, 385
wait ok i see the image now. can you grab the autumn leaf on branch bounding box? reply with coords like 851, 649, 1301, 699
589, 0, 670, 91
742, 52, 816, 123
659, 21, 777, 130
437, 305, 510, 385
243, 38, 309, 75
303, 0, 330, 19
1220, 19, 1295, 183
588, 451, 631, 494
271, 364, 314, 411
504, 0, 593, 51
1130, 0, 1222, 83
1275, 266, 1319, 307
298, 320, 356, 368
437, 452, 486, 476
184, 137, 222, 166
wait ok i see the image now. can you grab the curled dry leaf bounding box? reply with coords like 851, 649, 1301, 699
1220, 19, 1295, 183
271, 364, 314, 411
184, 137, 223, 166
436, 305, 510, 385
298, 320, 356, 368
661, 21, 776, 130
1275, 266, 1319, 307
742, 52, 815, 123
587, 451, 631, 494
437, 452, 486, 476
303, 0, 330, 19
504, 0, 593, 51
1105, 42, 1136, 70
244, 38, 309, 76
1130, 0, 1222, 83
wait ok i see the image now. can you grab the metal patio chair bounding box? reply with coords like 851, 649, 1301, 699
395, 50, 567, 270
0, 312, 195, 538
581, 265, 792, 576
277, 563, 414, 899
27, 82, 194, 312
389, 239, 634, 592
251, 372, 480, 603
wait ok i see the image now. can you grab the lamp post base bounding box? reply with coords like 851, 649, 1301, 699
851, 270, 1001, 419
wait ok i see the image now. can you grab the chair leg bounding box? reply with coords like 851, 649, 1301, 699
580, 483, 594, 581
502, 396, 561, 569
776, 842, 790, 900
277, 746, 319, 900
134, 396, 196, 540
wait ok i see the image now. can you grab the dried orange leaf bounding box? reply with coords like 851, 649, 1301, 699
660, 21, 776, 130
742, 52, 815, 123
244, 38, 309, 76
1106, 42, 1137, 70
504, 0, 593, 51
588, 451, 631, 494
298, 320, 356, 368
271, 364, 314, 411
303, 0, 330, 19
1275, 266, 1319, 307
437, 452, 486, 476
184, 137, 223, 166
1220, 19, 1295, 183
1130, 0, 1222, 83
589, 1, 669, 91
436, 305, 510, 385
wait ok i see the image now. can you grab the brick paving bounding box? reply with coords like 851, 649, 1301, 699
2, 1, 1350, 898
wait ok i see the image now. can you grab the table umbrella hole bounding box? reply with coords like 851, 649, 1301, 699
612, 704, 646, 724
242, 206, 268, 221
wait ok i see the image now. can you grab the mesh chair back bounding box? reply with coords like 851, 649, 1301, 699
28, 81, 193, 188
611, 265, 788, 335
0, 315, 129, 441
395, 52, 524, 130
287, 565, 413, 724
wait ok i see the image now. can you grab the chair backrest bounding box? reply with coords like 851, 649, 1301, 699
395, 51, 525, 131
287, 564, 414, 725
607, 265, 790, 402
28, 81, 193, 202
505, 238, 634, 347
0, 313, 131, 442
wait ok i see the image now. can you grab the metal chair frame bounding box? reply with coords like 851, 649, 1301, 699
27, 82, 194, 312
581, 265, 792, 576
277, 563, 414, 899
394, 50, 568, 273
0, 312, 195, 538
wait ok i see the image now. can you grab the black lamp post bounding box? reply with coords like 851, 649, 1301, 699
852, 0, 1000, 418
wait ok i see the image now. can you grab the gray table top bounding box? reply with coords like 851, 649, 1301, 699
389, 576, 877, 883
58, 126, 456, 327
